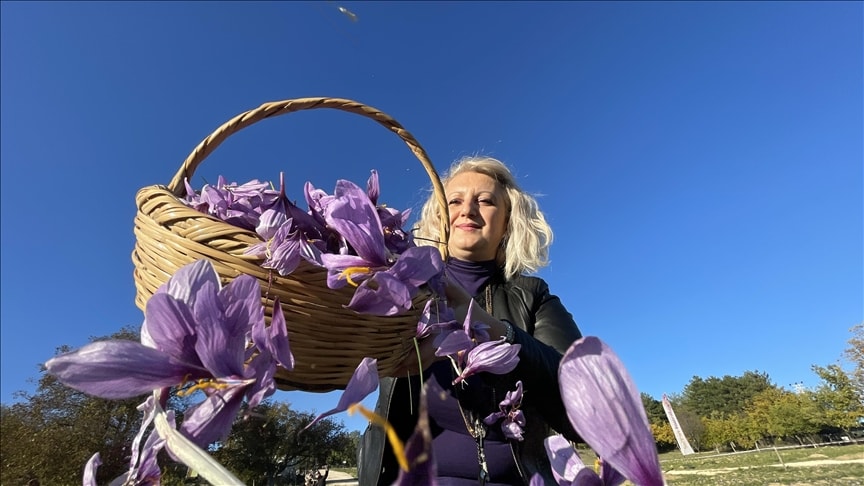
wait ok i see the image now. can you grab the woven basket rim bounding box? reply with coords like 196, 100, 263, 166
132, 97, 451, 391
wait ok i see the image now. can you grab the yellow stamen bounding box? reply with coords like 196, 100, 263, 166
176, 378, 231, 397
349, 403, 409, 472
339, 266, 372, 287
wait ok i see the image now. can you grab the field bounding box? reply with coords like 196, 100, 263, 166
328, 444, 863, 485
656, 443, 864, 486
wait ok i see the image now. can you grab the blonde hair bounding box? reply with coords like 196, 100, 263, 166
414, 156, 553, 280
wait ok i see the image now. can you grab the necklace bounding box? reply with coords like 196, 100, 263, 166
453, 284, 495, 484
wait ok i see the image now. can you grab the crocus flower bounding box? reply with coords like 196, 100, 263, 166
484, 380, 526, 441
83, 396, 173, 486
453, 339, 521, 384
392, 380, 439, 485
246, 215, 305, 276
416, 298, 457, 339
558, 337, 664, 486
345, 246, 444, 316
433, 298, 490, 360
45, 259, 287, 449
304, 357, 379, 430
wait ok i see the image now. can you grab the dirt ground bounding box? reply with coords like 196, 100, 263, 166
325, 470, 359, 485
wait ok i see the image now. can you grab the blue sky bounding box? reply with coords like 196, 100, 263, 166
2, 2, 861, 434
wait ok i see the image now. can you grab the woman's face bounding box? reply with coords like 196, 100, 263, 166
445, 171, 509, 262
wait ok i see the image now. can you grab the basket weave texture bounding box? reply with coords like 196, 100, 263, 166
132, 97, 449, 392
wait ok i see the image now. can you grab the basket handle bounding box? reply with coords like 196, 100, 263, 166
167, 97, 449, 258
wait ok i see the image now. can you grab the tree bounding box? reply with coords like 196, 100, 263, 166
702, 412, 750, 452
640, 393, 667, 425
743, 388, 822, 445
211, 401, 353, 484
649, 421, 677, 452
811, 363, 864, 439
843, 322, 864, 399
1, 328, 148, 485
681, 371, 775, 417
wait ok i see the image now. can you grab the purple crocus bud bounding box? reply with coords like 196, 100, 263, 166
366, 169, 380, 205
453, 339, 521, 384
304, 357, 379, 430
558, 337, 664, 486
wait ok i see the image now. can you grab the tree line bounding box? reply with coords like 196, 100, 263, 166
0, 328, 359, 486
642, 323, 864, 453
2, 324, 861, 484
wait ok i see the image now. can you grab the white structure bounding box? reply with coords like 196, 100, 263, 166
662, 394, 695, 455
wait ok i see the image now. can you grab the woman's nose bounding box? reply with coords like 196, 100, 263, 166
458, 200, 477, 216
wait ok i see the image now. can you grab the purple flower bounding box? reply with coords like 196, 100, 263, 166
416, 298, 457, 339
393, 380, 439, 485
558, 337, 664, 486
83, 396, 173, 486
345, 246, 444, 316
484, 380, 526, 441
453, 339, 521, 385
246, 214, 305, 276
304, 357, 379, 430
45, 260, 288, 448
432, 299, 490, 360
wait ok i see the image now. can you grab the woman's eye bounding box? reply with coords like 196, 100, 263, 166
448, 199, 461, 206
478, 198, 494, 206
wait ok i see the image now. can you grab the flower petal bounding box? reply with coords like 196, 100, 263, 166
387, 246, 444, 289
434, 329, 473, 359
193, 281, 245, 378
325, 180, 387, 265
83, 452, 101, 486
544, 434, 584, 484
392, 381, 437, 485
558, 337, 664, 486
454, 340, 521, 383
346, 272, 412, 316
304, 357, 379, 430
180, 385, 246, 447
267, 298, 294, 370
45, 341, 202, 399
161, 259, 221, 304
142, 293, 200, 366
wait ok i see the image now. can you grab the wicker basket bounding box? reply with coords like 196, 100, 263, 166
132, 97, 449, 392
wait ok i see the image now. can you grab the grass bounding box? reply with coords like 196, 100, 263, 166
658, 443, 864, 486
330, 444, 863, 484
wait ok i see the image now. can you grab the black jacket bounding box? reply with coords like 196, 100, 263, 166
358, 274, 582, 485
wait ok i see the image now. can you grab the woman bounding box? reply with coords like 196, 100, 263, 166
358, 156, 582, 485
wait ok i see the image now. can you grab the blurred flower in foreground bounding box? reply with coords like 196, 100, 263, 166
558, 336, 664, 486
45, 259, 288, 448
